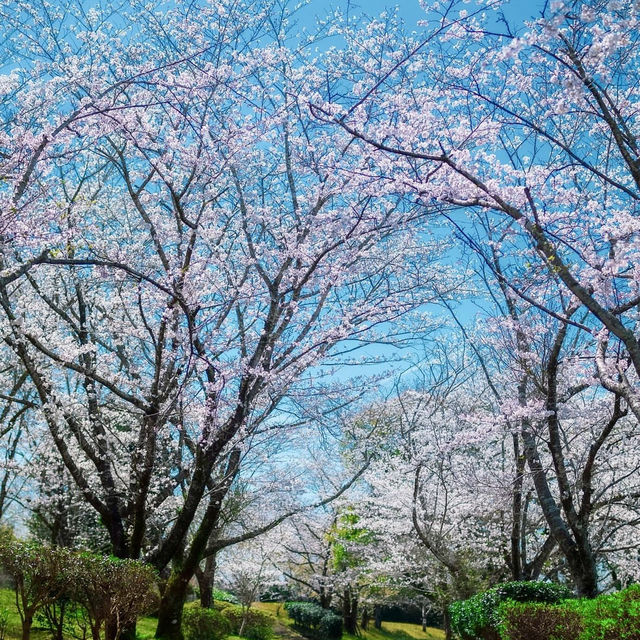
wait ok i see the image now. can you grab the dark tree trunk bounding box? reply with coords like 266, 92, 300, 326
342, 586, 358, 636
21, 614, 33, 640
196, 554, 217, 608
510, 433, 526, 581
360, 606, 369, 631
156, 450, 241, 639
374, 605, 382, 630
155, 571, 190, 640
443, 608, 453, 640
319, 584, 332, 610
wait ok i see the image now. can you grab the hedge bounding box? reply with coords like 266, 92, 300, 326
499, 584, 640, 640
284, 602, 342, 640
0, 531, 158, 640
449, 581, 574, 640
183, 604, 231, 640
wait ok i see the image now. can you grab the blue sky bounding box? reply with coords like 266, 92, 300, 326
298, 0, 547, 33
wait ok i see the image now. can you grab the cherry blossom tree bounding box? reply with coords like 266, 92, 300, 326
316, 0, 640, 598
0, 1, 453, 638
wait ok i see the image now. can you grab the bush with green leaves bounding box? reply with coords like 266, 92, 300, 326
0, 531, 75, 640
497, 585, 640, 640
220, 605, 273, 640
71, 552, 159, 640
0, 532, 158, 640
318, 611, 343, 640
573, 585, 640, 640
497, 602, 583, 640
449, 581, 574, 640
284, 602, 342, 640
212, 588, 239, 605
182, 603, 231, 640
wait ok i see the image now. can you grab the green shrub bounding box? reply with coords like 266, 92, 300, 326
497, 602, 583, 640
183, 603, 231, 640
317, 611, 343, 640
568, 585, 640, 640
284, 602, 342, 640
0, 533, 158, 640
213, 588, 239, 605
0, 533, 75, 640
497, 585, 640, 640
220, 605, 273, 640
449, 581, 574, 640
71, 552, 158, 640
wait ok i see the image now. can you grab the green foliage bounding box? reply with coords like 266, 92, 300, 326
329, 511, 372, 572
318, 611, 343, 640
0, 532, 75, 639
213, 589, 239, 605
284, 602, 342, 640
498, 585, 640, 640
0, 533, 158, 640
572, 585, 640, 640
449, 581, 574, 640
220, 605, 273, 640
497, 602, 583, 640
70, 552, 159, 640
182, 603, 230, 640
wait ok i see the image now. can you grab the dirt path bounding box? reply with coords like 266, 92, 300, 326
272, 621, 308, 640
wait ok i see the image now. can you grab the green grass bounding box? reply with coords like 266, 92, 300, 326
0, 588, 54, 640
0, 589, 444, 640
343, 621, 444, 640
134, 614, 158, 640
253, 602, 444, 640
252, 602, 284, 620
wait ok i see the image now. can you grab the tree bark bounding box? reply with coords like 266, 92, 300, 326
374, 605, 382, 630
155, 450, 241, 639
342, 586, 358, 636
443, 608, 453, 640
155, 572, 190, 640
21, 615, 32, 640
196, 554, 217, 608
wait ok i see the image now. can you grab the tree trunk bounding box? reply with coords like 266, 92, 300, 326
510, 434, 525, 581
239, 609, 248, 638
571, 553, 598, 598
443, 608, 453, 640
196, 554, 217, 608
319, 584, 332, 610
361, 606, 369, 631
342, 586, 358, 636
21, 615, 32, 640
155, 572, 190, 640
155, 450, 241, 640
421, 603, 427, 632
374, 605, 382, 630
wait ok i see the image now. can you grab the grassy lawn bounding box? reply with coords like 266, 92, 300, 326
0, 590, 444, 640
253, 602, 445, 640
0, 587, 51, 640
252, 602, 286, 620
